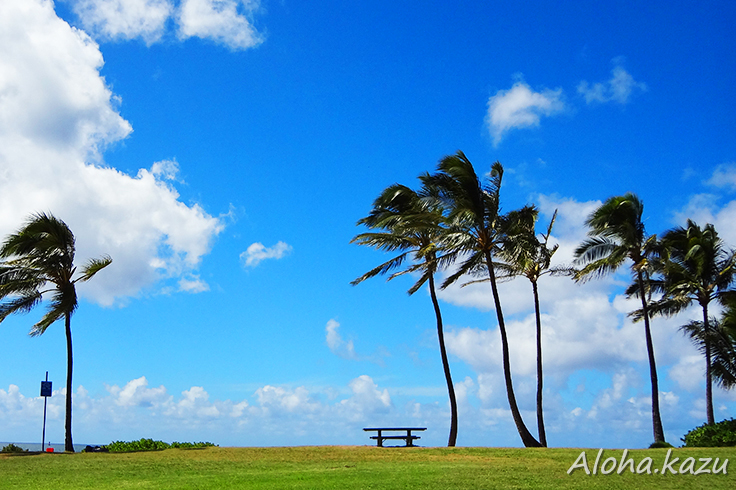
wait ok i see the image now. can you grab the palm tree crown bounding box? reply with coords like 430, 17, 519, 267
351, 183, 459, 446
0, 212, 111, 451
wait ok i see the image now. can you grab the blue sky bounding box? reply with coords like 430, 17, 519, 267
1, 0, 735, 448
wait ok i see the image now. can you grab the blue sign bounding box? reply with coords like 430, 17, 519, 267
40, 381, 52, 397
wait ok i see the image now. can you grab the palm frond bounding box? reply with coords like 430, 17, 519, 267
407, 269, 433, 296
441, 251, 484, 289
30, 290, 74, 336
0, 292, 43, 322
680, 318, 736, 389
350, 252, 410, 286
76, 255, 112, 283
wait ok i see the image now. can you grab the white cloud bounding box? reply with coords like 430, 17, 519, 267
240, 241, 292, 267
325, 319, 358, 360
705, 162, 736, 191
0, 0, 131, 154
0, 371, 731, 448
178, 274, 210, 293
107, 376, 170, 407
177, 0, 264, 50
672, 193, 736, 248
68, 0, 265, 50
70, 0, 174, 44
339, 375, 392, 416
485, 80, 564, 146
254, 385, 320, 415
578, 61, 647, 105
0, 0, 223, 305
669, 354, 704, 392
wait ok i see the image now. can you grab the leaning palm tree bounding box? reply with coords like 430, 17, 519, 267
648, 220, 736, 425
573, 193, 666, 444
350, 183, 458, 446
461, 208, 559, 447
497, 208, 558, 447
427, 151, 542, 448
0, 213, 112, 452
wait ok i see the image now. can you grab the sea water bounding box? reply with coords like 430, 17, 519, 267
1, 442, 93, 453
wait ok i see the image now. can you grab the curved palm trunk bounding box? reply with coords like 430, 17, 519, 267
428, 273, 458, 446
531, 280, 547, 447
64, 312, 74, 452
702, 303, 715, 425
485, 250, 542, 448
637, 271, 665, 443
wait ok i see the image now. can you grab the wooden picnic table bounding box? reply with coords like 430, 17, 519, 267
363, 427, 426, 447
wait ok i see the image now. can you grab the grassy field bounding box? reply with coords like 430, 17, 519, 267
1, 446, 734, 489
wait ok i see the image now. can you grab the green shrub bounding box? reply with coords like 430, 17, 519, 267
1, 443, 29, 453
682, 418, 736, 447
101, 439, 217, 453
648, 441, 674, 448
170, 441, 217, 449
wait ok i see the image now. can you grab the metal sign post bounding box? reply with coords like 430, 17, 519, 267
40, 372, 52, 453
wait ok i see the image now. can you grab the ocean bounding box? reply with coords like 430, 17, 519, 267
1, 442, 96, 453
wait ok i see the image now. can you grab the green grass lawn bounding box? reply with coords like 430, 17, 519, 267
1, 446, 733, 489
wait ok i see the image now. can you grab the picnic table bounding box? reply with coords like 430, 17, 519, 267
363, 427, 426, 447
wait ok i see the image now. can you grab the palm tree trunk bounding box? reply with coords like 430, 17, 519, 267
637, 271, 665, 443
428, 273, 458, 447
531, 280, 547, 447
703, 303, 715, 425
64, 312, 74, 452
484, 250, 542, 448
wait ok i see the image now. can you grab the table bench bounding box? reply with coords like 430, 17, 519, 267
363, 427, 426, 447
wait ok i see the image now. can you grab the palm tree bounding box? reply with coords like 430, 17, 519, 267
680, 316, 736, 391
0, 213, 111, 452
711, 295, 736, 389
649, 220, 736, 425
573, 193, 666, 444
427, 151, 542, 448
350, 183, 458, 446
497, 209, 558, 447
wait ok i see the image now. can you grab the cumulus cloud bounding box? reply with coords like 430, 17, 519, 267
107, 376, 169, 407
339, 375, 392, 417
485, 80, 564, 146
69, 0, 174, 44
68, 0, 264, 49
240, 241, 292, 267
177, 0, 264, 50
578, 60, 647, 104
0, 0, 223, 305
